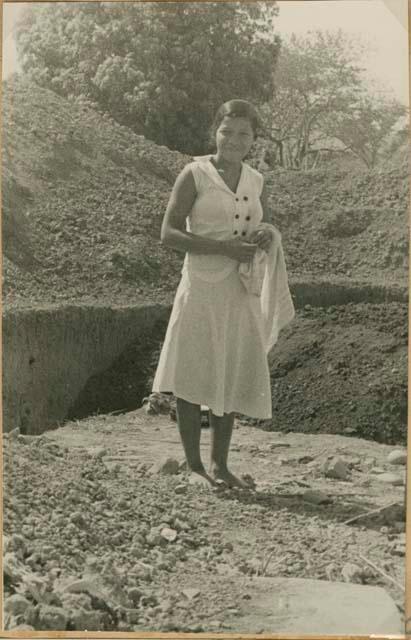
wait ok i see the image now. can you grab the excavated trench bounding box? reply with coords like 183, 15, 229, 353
3, 280, 408, 438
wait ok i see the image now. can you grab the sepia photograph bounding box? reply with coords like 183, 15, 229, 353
2, 0, 409, 635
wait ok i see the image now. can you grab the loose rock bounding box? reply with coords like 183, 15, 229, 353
387, 450, 407, 466
182, 588, 201, 601
36, 604, 69, 630
4, 594, 31, 616
160, 528, 178, 543
151, 457, 180, 476
322, 457, 350, 481
174, 484, 187, 495
302, 490, 332, 505
376, 473, 405, 486
341, 562, 363, 584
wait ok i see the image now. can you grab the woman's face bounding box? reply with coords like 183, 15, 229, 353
215, 116, 254, 163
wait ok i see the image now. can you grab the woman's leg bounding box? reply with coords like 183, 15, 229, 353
209, 411, 248, 488
176, 397, 214, 486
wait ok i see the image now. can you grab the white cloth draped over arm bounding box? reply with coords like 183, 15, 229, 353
239, 223, 295, 353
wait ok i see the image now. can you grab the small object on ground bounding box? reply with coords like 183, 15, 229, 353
211, 478, 228, 491
387, 450, 407, 466
391, 542, 405, 557
343, 427, 357, 435
298, 455, 315, 464
5, 428, 20, 439
174, 484, 187, 495
151, 457, 180, 476
142, 392, 172, 415
241, 473, 256, 489
322, 457, 350, 480
364, 457, 377, 469
392, 520, 406, 533
302, 490, 332, 505
341, 562, 363, 584
370, 467, 386, 475
4, 594, 31, 616
268, 442, 291, 450
17, 434, 44, 445
200, 409, 210, 428
359, 554, 404, 591
92, 446, 107, 459
375, 473, 404, 486
276, 457, 289, 466
325, 563, 339, 581
146, 530, 163, 547
35, 604, 69, 630
160, 527, 177, 543
182, 588, 201, 601
390, 538, 406, 557
341, 500, 401, 526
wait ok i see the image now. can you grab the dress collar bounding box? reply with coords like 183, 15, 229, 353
194, 155, 245, 196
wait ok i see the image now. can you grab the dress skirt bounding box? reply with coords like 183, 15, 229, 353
152, 267, 272, 419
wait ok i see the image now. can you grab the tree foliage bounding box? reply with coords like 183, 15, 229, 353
323, 95, 407, 169
15, 2, 280, 154
260, 30, 407, 170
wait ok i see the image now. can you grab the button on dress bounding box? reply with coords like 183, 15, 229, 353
152, 156, 284, 418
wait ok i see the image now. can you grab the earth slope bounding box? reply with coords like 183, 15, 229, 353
2, 76, 408, 308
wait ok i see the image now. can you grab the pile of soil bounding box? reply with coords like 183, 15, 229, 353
267, 167, 408, 285
3, 417, 406, 633
2, 76, 188, 308
2, 76, 408, 309
261, 301, 407, 445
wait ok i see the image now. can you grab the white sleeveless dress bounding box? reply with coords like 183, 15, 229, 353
152, 156, 291, 419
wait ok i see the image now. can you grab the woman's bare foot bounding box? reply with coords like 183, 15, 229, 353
188, 468, 216, 489
209, 466, 251, 489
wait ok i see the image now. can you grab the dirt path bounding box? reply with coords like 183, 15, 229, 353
3, 410, 406, 633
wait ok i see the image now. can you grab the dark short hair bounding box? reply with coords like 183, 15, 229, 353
209, 99, 262, 144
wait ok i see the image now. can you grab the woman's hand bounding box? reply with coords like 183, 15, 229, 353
222, 238, 258, 262
249, 228, 273, 253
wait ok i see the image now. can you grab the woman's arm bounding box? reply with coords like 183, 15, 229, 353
161, 166, 222, 255
161, 166, 258, 262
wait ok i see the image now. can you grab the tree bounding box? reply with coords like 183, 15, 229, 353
259, 30, 406, 170
15, 2, 281, 154
322, 94, 407, 169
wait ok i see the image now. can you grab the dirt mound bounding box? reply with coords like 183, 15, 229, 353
266, 301, 407, 445
2, 76, 408, 309
266, 167, 408, 286
2, 76, 189, 308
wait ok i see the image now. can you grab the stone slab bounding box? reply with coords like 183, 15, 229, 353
224, 577, 403, 635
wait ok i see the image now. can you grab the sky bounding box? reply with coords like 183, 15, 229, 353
2, 0, 409, 105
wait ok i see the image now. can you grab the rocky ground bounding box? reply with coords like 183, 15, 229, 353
3, 413, 407, 633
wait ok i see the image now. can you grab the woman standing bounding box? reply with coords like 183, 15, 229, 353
152, 100, 294, 488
